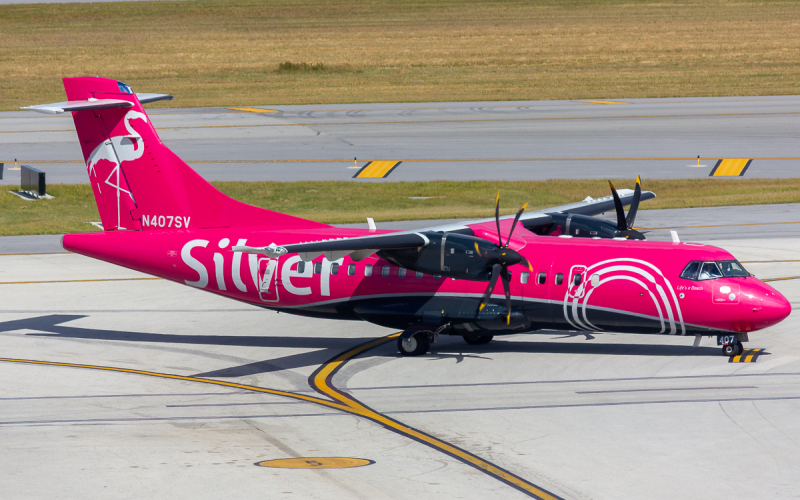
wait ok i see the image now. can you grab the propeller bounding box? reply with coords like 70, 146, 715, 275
608, 176, 646, 240
477, 192, 532, 325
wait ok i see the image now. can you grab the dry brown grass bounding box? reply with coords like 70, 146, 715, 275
2, 0, 800, 110
3, 178, 800, 236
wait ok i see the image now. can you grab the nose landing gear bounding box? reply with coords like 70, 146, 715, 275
398, 331, 434, 356
722, 342, 744, 357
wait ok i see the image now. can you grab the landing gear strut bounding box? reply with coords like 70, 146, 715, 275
722, 342, 744, 357
398, 331, 433, 356
463, 334, 493, 345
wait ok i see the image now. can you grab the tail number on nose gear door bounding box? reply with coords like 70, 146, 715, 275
717, 334, 737, 346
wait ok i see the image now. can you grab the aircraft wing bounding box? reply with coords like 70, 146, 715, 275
406, 188, 656, 234
234, 231, 431, 261
234, 188, 656, 261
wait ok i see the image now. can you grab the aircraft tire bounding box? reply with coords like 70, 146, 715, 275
735, 342, 745, 356
722, 343, 737, 356
463, 334, 494, 345
398, 332, 430, 356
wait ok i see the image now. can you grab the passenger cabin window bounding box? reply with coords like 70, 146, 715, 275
399, 268, 407, 278
537, 272, 547, 285
521, 271, 529, 284
416, 271, 424, 278
680, 260, 750, 281
573, 274, 582, 286
382, 265, 390, 277
364, 264, 373, 277
347, 263, 356, 276
331, 263, 339, 275
555, 273, 564, 285
313, 262, 322, 274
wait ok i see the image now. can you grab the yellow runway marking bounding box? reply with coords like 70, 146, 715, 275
4, 111, 800, 134
640, 220, 800, 231
730, 348, 764, 363
580, 100, 630, 105
228, 107, 280, 113
710, 158, 752, 177
763, 276, 800, 282
5, 97, 800, 120
0, 334, 561, 499
256, 457, 374, 469
353, 160, 402, 179
0, 277, 161, 285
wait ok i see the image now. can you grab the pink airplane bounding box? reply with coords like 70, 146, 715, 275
24, 77, 791, 357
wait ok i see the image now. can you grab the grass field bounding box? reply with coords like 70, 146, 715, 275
2, 178, 799, 236
2, 0, 800, 110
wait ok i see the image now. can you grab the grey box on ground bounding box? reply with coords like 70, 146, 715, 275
21, 165, 45, 196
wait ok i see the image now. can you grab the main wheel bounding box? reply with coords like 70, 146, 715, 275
735, 342, 745, 356
722, 343, 736, 356
463, 334, 494, 345
398, 332, 430, 356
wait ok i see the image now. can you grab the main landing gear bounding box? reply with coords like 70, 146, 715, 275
463, 334, 493, 345
722, 342, 744, 357
398, 331, 434, 356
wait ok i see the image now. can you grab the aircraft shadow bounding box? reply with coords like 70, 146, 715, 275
2, 315, 722, 378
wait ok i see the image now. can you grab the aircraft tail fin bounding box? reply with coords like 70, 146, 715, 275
25, 77, 327, 232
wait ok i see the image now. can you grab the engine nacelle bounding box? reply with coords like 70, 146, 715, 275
540, 213, 643, 239
379, 232, 501, 281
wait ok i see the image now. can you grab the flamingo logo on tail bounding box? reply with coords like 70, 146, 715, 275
85, 110, 147, 229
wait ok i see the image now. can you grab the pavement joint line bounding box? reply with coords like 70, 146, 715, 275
0, 277, 161, 285
6, 157, 800, 165
0, 335, 562, 500
4, 110, 800, 134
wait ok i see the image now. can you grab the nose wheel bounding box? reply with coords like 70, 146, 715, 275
722, 342, 744, 357
398, 331, 432, 356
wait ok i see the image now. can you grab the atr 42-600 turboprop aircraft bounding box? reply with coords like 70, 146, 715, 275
24, 77, 791, 357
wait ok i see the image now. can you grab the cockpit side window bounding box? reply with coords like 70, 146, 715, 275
680, 261, 701, 280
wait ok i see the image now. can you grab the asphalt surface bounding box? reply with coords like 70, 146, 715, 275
4, 202, 799, 255
1, 231, 799, 499
2, 95, 799, 184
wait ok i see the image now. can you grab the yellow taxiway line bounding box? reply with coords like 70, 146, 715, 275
0, 333, 561, 499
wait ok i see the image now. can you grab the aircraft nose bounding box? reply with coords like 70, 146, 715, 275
755, 287, 792, 329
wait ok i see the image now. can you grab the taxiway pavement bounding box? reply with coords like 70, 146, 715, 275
2, 95, 799, 184
1, 206, 799, 499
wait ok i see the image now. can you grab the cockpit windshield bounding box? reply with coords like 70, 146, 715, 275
680, 260, 750, 281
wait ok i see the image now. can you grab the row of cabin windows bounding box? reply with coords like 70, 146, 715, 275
297, 261, 571, 285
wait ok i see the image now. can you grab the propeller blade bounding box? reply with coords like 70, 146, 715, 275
478, 263, 502, 313
625, 175, 642, 229
494, 190, 502, 246
504, 202, 528, 247
608, 180, 627, 231
501, 267, 512, 325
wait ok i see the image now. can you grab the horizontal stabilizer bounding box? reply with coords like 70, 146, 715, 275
136, 93, 174, 104
22, 99, 133, 115
22, 93, 173, 114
